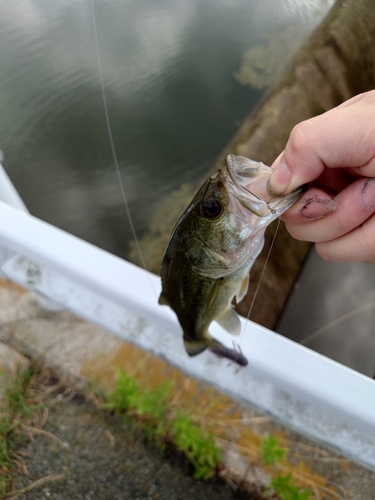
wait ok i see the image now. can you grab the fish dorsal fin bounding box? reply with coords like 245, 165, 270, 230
215, 306, 241, 336
236, 273, 249, 304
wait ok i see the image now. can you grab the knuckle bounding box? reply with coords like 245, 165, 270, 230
288, 121, 314, 154
332, 211, 349, 235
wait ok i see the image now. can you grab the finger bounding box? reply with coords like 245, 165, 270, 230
281, 187, 335, 224
334, 92, 367, 109
285, 178, 375, 243
268, 91, 375, 195
316, 214, 375, 263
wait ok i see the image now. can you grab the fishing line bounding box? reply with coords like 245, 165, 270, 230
90, 0, 178, 332
300, 300, 375, 346
239, 218, 281, 345
90, 0, 149, 274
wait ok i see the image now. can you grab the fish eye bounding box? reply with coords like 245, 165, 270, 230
201, 198, 222, 219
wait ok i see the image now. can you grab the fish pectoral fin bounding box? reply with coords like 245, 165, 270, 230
205, 279, 241, 335
215, 306, 241, 336
183, 337, 208, 357
236, 273, 249, 304
158, 291, 170, 306
205, 279, 222, 315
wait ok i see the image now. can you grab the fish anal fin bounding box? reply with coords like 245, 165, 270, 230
236, 274, 249, 304
215, 307, 241, 336
183, 338, 208, 356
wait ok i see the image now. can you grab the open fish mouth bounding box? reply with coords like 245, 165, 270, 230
225, 154, 306, 217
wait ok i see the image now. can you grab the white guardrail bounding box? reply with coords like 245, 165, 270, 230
0, 159, 374, 469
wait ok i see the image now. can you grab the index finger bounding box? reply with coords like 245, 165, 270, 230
268, 91, 375, 195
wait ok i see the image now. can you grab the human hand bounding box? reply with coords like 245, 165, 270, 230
267, 90, 375, 263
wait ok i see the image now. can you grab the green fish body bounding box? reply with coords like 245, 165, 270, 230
159, 155, 305, 364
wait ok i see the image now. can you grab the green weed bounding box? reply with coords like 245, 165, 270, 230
260, 433, 288, 466
106, 369, 221, 480
259, 434, 312, 500
171, 412, 221, 480
270, 473, 311, 500
106, 370, 316, 495
106, 369, 173, 438
106, 369, 141, 413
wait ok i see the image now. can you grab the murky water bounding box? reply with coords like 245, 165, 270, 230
0, 0, 332, 258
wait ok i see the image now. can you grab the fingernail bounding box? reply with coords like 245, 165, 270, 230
361, 178, 375, 209
267, 159, 291, 197
301, 197, 336, 219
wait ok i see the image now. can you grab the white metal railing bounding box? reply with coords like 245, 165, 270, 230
0, 160, 374, 469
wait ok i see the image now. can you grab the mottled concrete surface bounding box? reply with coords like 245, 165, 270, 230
1, 280, 375, 499
12, 397, 259, 500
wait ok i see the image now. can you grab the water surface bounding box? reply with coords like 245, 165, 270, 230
0, 0, 332, 257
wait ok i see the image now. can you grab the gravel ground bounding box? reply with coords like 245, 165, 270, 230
12, 395, 262, 500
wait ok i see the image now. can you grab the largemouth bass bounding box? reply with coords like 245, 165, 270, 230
159, 155, 305, 365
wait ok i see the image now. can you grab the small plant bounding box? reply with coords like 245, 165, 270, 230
259, 434, 312, 500
105, 369, 221, 480
105, 369, 172, 437
270, 473, 311, 500
171, 411, 221, 480
106, 369, 141, 413
260, 433, 288, 466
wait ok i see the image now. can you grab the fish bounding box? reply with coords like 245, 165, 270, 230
159, 155, 306, 365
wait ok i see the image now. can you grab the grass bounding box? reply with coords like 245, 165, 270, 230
0, 357, 68, 498
0, 360, 42, 496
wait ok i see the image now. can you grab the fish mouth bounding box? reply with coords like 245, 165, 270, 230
225, 154, 306, 218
